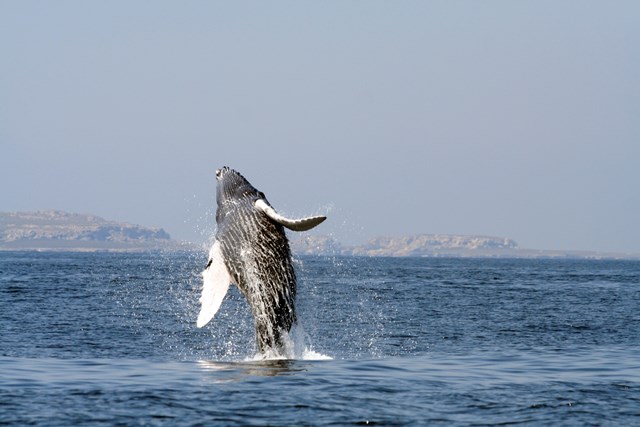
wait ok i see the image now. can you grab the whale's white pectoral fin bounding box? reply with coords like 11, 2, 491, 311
255, 199, 327, 232
197, 240, 232, 328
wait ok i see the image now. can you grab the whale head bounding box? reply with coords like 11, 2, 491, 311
216, 166, 265, 207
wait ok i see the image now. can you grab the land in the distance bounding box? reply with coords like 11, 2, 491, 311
0, 210, 181, 252
290, 235, 639, 260
1, 210, 637, 259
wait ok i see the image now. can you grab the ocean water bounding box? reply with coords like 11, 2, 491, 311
1, 251, 639, 425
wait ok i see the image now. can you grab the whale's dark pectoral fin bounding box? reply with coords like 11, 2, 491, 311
197, 240, 232, 328
255, 199, 327, 232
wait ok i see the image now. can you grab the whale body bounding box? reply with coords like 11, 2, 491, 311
197, 167, 326, 354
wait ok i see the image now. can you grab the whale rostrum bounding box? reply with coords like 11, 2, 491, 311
197, 167, 327, 354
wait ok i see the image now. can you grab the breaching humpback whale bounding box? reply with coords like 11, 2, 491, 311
197, 166, 326, 354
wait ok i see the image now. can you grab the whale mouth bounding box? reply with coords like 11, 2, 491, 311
216, 166, 229, 181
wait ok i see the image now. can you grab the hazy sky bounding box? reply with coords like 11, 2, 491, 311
2, 1, 639, 253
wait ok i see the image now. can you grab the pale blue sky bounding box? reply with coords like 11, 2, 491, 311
1, 1, 639, 253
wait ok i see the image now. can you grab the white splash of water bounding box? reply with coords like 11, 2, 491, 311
246, 324, 332, 361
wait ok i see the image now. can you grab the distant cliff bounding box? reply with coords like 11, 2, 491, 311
290, 234, 519, 257
2, 211, 635, 259
0, 210, 174, 251
349, 234, 518, 257
289, 234, 636, 259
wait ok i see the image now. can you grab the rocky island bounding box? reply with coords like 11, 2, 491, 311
2, 211, 636, 259
290, 234, 638, 259
290, 234, 520, 257
0, 210, 177, 251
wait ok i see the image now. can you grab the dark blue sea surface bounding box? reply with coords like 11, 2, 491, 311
1, 251, 639, 425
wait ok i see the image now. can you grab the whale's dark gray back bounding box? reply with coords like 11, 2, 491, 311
215, 167, 297, 351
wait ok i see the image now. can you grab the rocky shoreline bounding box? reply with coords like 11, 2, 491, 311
2, 211, 637, 259
0, 210, 178, 252
290, 234, 639, 260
